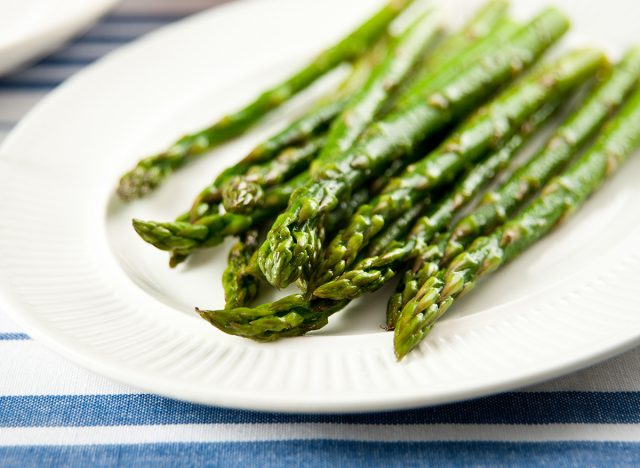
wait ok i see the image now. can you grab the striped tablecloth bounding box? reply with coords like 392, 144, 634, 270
1, 1, 640, 466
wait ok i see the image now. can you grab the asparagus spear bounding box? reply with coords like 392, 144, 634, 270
443, 48, 640, 263
365, 199, 431, 258
137, 129, 412, 267
187, 103, 342, 221
220, 11, 442, 215
398, 0, 511, 102
222, 230, 261, 309
324, 188, 371, 237
394, 84, 640, 359
258, 9, 570, 289
135, 169, 382, 266
386, 232, 448, 329
312, 49, 605, 290
198, 295, 348, 342
222, 135, 326, 214
136, 1, 511, 257
203, 100, 561, 341
313, 101, 560, 301
311, 11, 443, 169
116, 1, 411, 200
221, 185, 373, 309
188, 36, 392, 221
429, 0, 509, 61
153, 2, 513, 249
387, 53, 640, 327
133, 171, 310, 266
388, 59, 634, 324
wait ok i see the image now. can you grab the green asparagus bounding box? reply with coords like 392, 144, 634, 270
443, 48, 640, 263
222, 135, 326, 214
133, 171, 310, 266
188, 37, 391, 222
428, 1, 509, 62
205, 100, 561, 341
258, 9, 570, 289
387, 51, 640, 326
186, 102, 342, 221
312, 49, 605, 291
310, 11, 443, 171
116, 0, 411, 200
221, 11, 442, 215
222, 230, 261, 309
198, 294, 348, 342
394, 84, 640, 359
398, 0, 511, 102
313, 100, 560, 301
136, 171, 380, 267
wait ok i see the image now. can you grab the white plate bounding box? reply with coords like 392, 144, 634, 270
0, 0, 119, 76
1, 0, 640, 413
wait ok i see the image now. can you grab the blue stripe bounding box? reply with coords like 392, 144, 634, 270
37, 57, 96, 66
1, 441, 639, 468
0, 333, 29, 341
103, 14, 189, 23
0, 83, 57, 91
71, 36, 133, 45
2, 392, 640, 427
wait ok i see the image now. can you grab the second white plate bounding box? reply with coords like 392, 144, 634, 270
0, 0, 119, 75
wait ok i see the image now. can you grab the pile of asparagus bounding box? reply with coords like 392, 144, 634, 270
120, 0, 640, 360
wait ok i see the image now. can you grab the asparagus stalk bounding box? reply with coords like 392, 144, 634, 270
387, 52, 640, 327
312, 49, 605, 290
187, 102, 342, 221
136, 130, 413, 267
221, 185, 373, 310
116, 1, 411, 200
222, 230, 261, 309
311, 11, 443, 170
154, 2, 514, 257
221, 11, 442, 215
133, 171, 310, 266
188, 37, 390, 222
394, 84, 640, 359
313, 101, 560, 301
198, 295, 348, 342
443, 48, 640, 263
398, 0, 511, 102
202, 100, 561, 341
258, 8, 570, 289
428, 0, 509, 63
365, 199, 431, 258
324, 188, 371, 237
272, 11, 443, 284
135, 169, 381, 266
386, 232, 448, 329
221, 135, 326, 214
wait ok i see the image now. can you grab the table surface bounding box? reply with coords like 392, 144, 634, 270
1, 0, 640, 466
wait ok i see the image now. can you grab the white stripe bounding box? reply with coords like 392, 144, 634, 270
0, 341, 140, 395
526, 348, 640, 393
3, 338, 640, 395
1, 423, 640, 446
